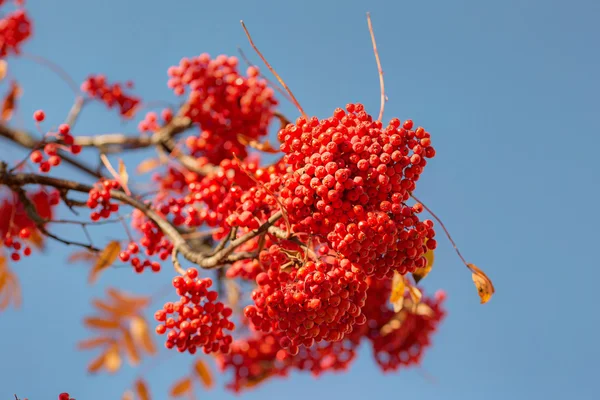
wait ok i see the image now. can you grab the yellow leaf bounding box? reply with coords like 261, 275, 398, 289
136, 158, 162, 174
0, 60, 7, 81
89, 241, 121, 284
119, 159, 129, 188
104, 344, 122, 373
68, 250, 99, 264
468, 263, 495, 304
413, 244, 434, 284
135, 379, 151, 400
413, 302, 435, 318
84, 317, 121, 330
122, 327, 141, 365
193, 359, 213, 389
407, 284, 422, 305
130, 316, 156, 355
237, 134, 279, 153
170, 377, 192, 397
77, 336, 115, 350
389, 271, 405, 312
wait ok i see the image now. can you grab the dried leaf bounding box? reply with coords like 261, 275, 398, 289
93, 299, 125, 316
87, 350, 107, 373
170, 377, 192, 397
100, 154, 131, 195
237, 134, 279, 153
1, 81, 21, 121
77, 336, 115, 350
89, 241, 121, 284
107, 288, 150, 310
0, 256, 21, 310
413, 244, 434, 284
130, 316, 156, 355
136, 158, 162, 174
84, 317, 121, 330
119, 159, 129, 188
122, 327, 141, 365
0, 60, 7, 81
389, 271, 405, 312
413, 302, 435, 318
104, 344, 122, 373
28, 229, 44, 249
68, 250, 99, 264
135, 379, 151, 400
193, 359, 213, 389
468, 263, 495, 304
407, 284, 422, 306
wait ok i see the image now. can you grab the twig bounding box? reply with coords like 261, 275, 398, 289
366, 13, 386, 123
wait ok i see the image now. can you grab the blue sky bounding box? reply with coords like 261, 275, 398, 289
1, 0, 599, 399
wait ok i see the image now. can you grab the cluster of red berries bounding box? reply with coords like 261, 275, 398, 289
86, 179, 120, 221
278, 104, 436, 279
0, 7, 31, 58
81, 75, 140, 118
0, 190, 58, 261
243, 245, 368, 352
155, 269, 234, 354
168, 54, 278, 163
118, 241, 162, 274
137, 109, 172, 133
30, 112, 81, 172
58, 393, 75, 400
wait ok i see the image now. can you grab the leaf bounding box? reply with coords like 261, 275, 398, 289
84, 317, 121, 330
100, 154, 131, 195
413, 244, 434, 284
170, 377, 192, 397
0, 60, 7, 81
89, 241, 121, 284
0, 256, 21, 310
468, 263, 495, 304
193, 359, 213, 389
136, 158, 162, 174
68, 250, 99, 264
389, 271, 405, 312
413, 302, 435, 318
407, 284, 422, 305
104, 344, 122, 373
77, 336, 115, 350
122, 390, 134, 400
130, 316, 156, 355
1, 81, 21, 121
87, 350, 107, 373
27, 228, 44, 250
135, 379, 151, 400
237, 134, 279, 153
119, 159, 129, 188
93, 299, 125, 316
122, 327, 141, 365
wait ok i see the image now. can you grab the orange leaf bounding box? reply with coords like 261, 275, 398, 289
468, 263, 495, 304
104, 344, 122, 373
27, 229, 44, 250
130, 316, 156, 355
69, 250, 99, 264
77, 336, 115, 350
407, 284, 422, 306
0, 256, 21, 310
136, 158, 162, 174
89, 241, 121, 284
93, 299, 125, 316
170, 377, 192, 397
237, 134, 279, 153
107, 288, 150, 311
84, 317, 121, 330
87, 350, 107, 374
389, 271, 405, 312
135, 379, 151, 400
193, 359, 213, 389
413, 242, 434, 284
122, 327, 141, 365
0, 60, 7, 81
1, 81, 21, 121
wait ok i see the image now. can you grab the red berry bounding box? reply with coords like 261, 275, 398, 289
34, 110, 45, 122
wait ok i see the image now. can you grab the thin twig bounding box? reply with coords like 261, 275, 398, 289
367, 13, 386, 123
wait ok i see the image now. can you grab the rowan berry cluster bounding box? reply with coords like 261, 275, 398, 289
168, 54, 277, 163
137, 109, 172, 133
155, 269, 234, 354
0, 5, 31, 58
87, 179, 120, 221
29, 114, 81, 172
81, 75, 140, 118
279, 104, 437, 278
0, 189, 58, 261
58, 393, 74, 400
243, 245, 368, 352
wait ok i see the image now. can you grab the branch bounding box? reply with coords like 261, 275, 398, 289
0, 168, 283, 269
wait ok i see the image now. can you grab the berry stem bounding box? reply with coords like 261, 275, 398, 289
410, 193, 469, 268
240, 20, 308, 120
367, 13, 386, 123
